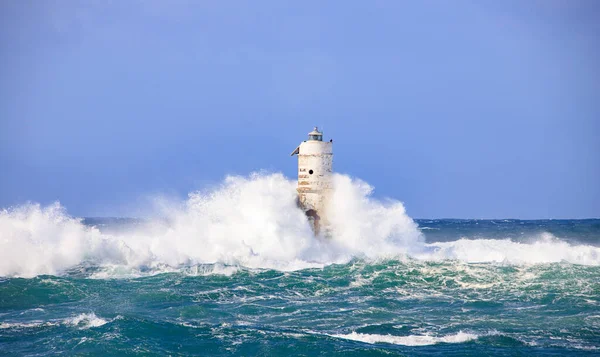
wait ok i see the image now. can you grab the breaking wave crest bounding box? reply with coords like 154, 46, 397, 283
422, 235, 600, 265
0, 173, 598, 278
0, 313, 113, 330
330, 331, 478, 346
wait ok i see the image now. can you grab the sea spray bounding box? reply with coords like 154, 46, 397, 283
1, 173, 599, 278
0, 202, 129, 277
327, 174, 423, 257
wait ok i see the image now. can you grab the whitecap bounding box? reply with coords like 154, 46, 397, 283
330, 331, 478, 346
64, 313, 109, 329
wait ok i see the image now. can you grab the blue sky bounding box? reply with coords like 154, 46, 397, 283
1, 1, 598, 219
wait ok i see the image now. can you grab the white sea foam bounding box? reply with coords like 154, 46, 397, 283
330, 331, 478, 346
0, 313, 113, 330
0, 321, 59, 329
420, 235, 600, 265
65, 313, 109, 329
0, 173, 598, 278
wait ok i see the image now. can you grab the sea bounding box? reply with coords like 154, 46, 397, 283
1, 173, 599, 356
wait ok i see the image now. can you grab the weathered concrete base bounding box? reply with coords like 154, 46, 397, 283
297, 191, 331, 236
304, 209, 321, 235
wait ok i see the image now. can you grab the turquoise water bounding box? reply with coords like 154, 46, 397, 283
2, 218, 599, 356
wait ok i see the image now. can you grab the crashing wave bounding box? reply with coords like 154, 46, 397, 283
0, 173, 598, 278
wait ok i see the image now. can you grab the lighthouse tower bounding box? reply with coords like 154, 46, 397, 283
290, 127, 333, 233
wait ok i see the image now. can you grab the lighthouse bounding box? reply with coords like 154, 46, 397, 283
290, 127, 333, 234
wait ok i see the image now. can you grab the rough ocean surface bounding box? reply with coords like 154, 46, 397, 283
1, 173, 599, 356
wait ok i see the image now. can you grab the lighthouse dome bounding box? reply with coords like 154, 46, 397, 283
307, 127, 323, 141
